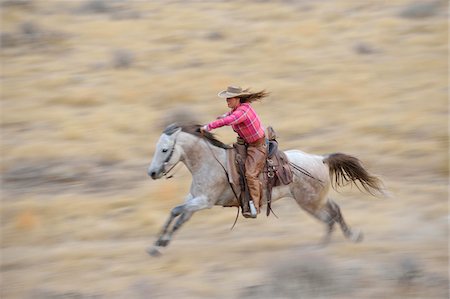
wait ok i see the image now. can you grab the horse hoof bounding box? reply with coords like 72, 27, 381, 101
147, 246, 162, 257
350, 229, 364, 243
155, 238, 170, 247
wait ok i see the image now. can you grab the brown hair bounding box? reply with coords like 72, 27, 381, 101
238, 89, 269, 103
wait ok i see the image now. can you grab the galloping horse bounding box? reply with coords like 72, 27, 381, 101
147, 123, 384, 256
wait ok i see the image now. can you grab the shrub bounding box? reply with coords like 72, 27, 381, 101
398, 1, 443, 19
0, 32, 18, 48
112, 49, 135, 69
396, 256, 423, 285
76, 0, 111, 14
2, 0, 33, 7
240, 253, 354, 299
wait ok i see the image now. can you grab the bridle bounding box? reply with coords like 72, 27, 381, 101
163, 139, 176, 165
162, 139, 179, 178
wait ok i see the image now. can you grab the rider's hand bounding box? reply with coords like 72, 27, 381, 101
199, 125, 208, 134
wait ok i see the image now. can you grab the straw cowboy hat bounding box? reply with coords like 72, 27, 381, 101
217, 86, 249, 98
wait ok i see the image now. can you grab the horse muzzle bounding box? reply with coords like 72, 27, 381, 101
148, 166, 164, 180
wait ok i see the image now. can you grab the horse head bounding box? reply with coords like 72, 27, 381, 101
147, 124, 183, 180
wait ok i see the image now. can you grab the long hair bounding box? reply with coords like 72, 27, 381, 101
238, 89, 269, 103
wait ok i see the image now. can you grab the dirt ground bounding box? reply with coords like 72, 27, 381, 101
1, 0, 448, 298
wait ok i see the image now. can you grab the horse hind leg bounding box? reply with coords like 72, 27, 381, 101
296, 198, 363, 245
292, 196, 336, 245
290, 189, 333, 245
327, 199, 363, 243
289, 169, 363, 244
303, 204, 337, 246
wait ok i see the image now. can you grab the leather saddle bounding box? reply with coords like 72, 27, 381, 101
226, 126, 293, 217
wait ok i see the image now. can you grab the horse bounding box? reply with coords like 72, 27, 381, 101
146, 123, 385, 256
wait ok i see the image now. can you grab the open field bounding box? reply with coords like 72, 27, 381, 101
1, 0, 448, 298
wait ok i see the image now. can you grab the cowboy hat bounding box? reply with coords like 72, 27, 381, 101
217, 86, 248, 98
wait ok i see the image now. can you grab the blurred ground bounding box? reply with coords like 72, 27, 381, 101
1, 0, 448, 298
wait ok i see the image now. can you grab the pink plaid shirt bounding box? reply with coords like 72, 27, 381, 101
205, 103, 265, 143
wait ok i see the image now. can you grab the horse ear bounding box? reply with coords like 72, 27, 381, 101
172, 127, 182, 137
163, 123, 182, 137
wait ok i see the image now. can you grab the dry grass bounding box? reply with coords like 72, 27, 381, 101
1, 0, 448, 298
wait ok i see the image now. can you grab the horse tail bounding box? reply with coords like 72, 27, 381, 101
323, 153, 386, 196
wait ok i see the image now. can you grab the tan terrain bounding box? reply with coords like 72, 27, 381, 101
1, 1, 448, 298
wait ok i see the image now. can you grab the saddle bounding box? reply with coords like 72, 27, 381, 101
226, 126, 293, 217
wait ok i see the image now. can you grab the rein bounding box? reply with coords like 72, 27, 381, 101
163, 161, 180, 179
201, 138, 241, 230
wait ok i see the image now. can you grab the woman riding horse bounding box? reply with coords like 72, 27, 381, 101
201, 86, 268, 217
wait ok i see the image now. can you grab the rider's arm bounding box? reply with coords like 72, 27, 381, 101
216, 112, 229, 119
204, 106, 248, 131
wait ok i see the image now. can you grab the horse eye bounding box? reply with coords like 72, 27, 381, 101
162, 148, 168, 153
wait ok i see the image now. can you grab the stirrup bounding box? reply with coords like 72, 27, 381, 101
249, 201, 257, 218
242, 211, 254, 218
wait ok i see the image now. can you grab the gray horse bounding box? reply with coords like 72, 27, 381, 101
147, 124, 385, 256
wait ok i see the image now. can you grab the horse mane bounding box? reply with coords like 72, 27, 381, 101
163, 123, 232, 149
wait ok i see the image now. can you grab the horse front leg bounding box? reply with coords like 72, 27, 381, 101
153, 204, 185, 247
148, 195, 211, 256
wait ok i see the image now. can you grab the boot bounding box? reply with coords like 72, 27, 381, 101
241, 196, 253, 218
246, 177, 262, 215
242, 178, 257, 218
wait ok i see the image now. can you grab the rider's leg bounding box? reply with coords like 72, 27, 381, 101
245, 140, 267, 214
